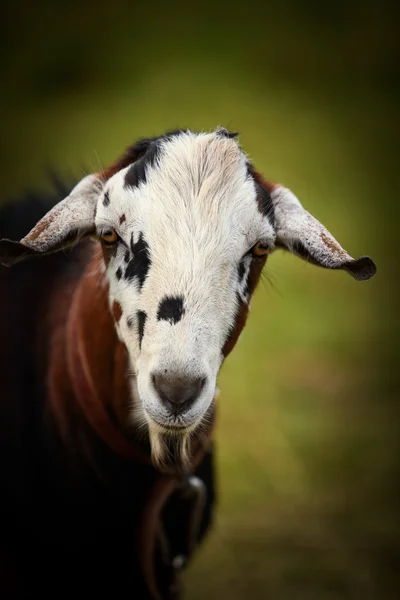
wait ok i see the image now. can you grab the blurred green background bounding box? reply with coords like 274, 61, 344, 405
1, 1, 399, 597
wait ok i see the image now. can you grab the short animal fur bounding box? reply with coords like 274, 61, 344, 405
0, 128, 376, 599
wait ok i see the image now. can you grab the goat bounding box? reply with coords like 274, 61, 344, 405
0, 127, 376, 599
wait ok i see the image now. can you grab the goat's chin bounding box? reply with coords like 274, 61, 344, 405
148, 420, 194, 474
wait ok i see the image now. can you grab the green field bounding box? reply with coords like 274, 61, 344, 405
1, 2, 398, 597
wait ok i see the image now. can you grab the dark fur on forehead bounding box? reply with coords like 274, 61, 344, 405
122, 129, 188, 163
122, 130, 192, 189
124, 142, 160, 189
102, 137, 160, 180
104, 127, 242, 187
247, 165, 276, 228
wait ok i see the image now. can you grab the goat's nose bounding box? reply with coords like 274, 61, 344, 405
151, 372, 206, 415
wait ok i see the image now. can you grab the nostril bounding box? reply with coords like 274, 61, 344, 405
151, 372, 206, 414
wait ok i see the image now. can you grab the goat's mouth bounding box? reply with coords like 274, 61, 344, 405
144, 410, 198, 435
150, 417, 191, 433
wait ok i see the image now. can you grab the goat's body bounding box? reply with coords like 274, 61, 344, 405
0, 188, 215, 599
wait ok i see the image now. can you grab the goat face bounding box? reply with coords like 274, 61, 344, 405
0, 128, 376, 469
97, 130, 275, 441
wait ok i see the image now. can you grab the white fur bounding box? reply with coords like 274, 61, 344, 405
95, 131, 275, 439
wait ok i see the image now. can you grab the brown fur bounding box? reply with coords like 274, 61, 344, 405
100, 242, 116, 267
320, 232, 346, 256
44, 245, 146, 462
24, 211, 56, 242
256, 177, 278, 194
222, 257, 266, 357
67, 251, 149, 461
112, 299, 123, 322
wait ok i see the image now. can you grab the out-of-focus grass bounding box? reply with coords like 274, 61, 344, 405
1, 2, 398, 598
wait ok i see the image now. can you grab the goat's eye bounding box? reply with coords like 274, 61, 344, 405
252, 241, 269, 258
100, 229, 118, 245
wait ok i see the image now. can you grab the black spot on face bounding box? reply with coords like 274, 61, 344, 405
124, 142, 160, 189
137, 310, 147, 348
127, 316, 134, 329
124, 250, 130, 263
124, 232, 151, 289
157, 296, 185, 324
103, 191, 110, 207
116, 267, 122, 280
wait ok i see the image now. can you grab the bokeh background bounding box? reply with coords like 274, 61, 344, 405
1, 1, 399, 598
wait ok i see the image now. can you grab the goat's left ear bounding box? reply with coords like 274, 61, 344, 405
0, 174, 104, 267
269, 184, 376, 281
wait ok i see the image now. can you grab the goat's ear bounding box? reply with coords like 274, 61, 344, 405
0, 174, 104, 267
269, 184, 376, 281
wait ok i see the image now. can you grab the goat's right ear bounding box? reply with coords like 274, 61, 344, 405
0, 174, 104, 267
